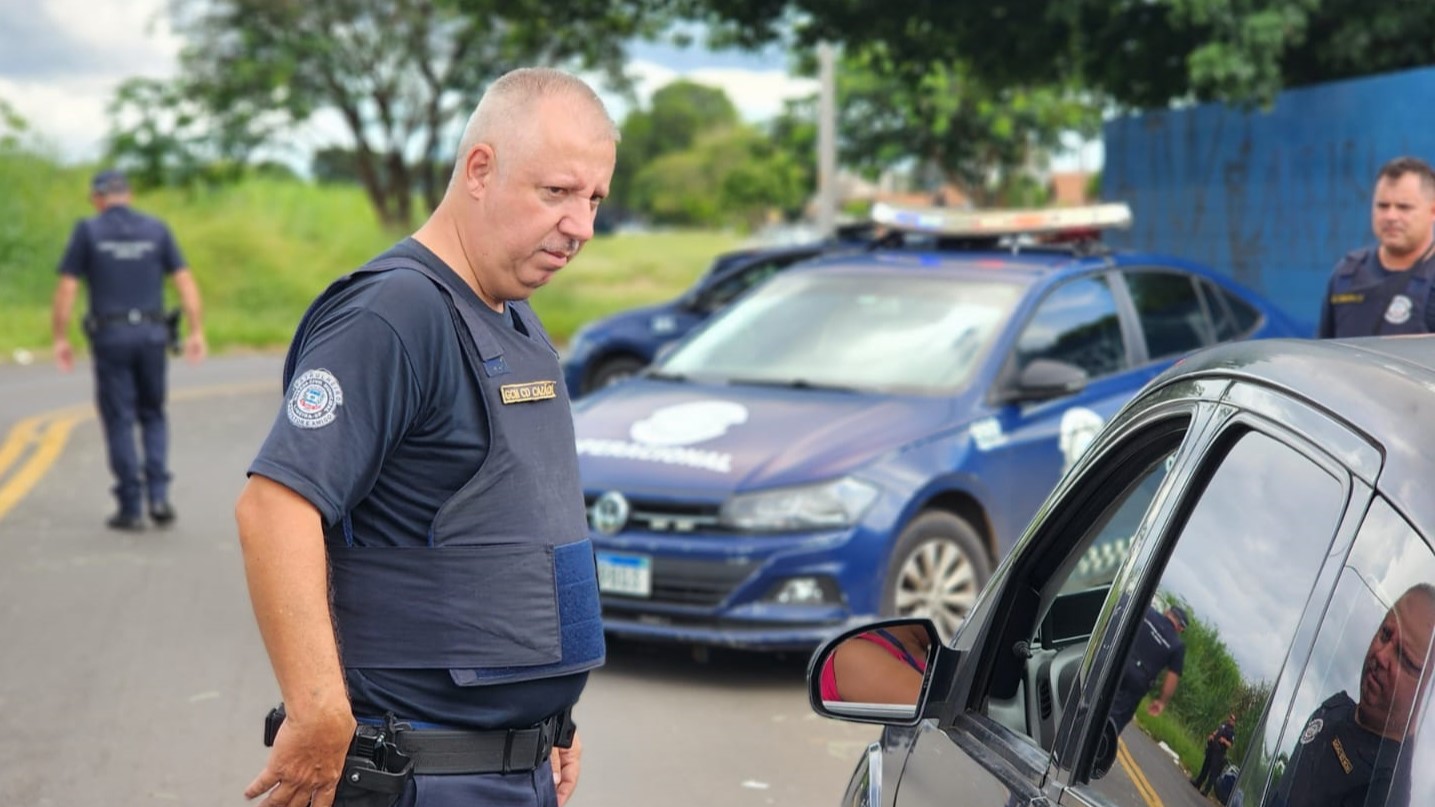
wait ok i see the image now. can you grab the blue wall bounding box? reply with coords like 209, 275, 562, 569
1103, 67, 1435, 335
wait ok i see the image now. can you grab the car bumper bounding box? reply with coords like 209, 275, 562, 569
591, 524, 890, 650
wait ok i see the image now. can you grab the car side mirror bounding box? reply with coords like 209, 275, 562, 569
1000, 358, 1088, 404
807, 618, 957, 726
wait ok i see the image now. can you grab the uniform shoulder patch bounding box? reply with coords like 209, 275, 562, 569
287, 369, 344, 429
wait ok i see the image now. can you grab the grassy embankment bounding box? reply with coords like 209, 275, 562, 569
0, 153, 744, 359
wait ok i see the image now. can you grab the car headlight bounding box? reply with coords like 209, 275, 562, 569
720, 477, 879, 531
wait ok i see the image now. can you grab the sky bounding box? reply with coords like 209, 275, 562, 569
0, 0, 820, 166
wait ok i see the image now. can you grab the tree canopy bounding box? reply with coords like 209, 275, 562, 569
161, 0, 671, 228
685, 0, 1435, 107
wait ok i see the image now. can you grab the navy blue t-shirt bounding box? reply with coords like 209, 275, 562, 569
1125, 606, 1186, 691
1273, 692, 1399, 807
248, 238, 585, 729
58, 205, 185, 315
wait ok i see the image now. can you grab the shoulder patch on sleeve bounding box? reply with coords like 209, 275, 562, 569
287, 369, 344, 429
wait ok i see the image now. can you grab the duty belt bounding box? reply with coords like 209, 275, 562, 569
90, 309, 165, 326
396, 712, 569, 775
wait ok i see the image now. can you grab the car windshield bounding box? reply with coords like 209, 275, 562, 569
658, 270, 1024, 394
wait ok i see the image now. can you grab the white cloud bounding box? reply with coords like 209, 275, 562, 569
605, 59, 820, 124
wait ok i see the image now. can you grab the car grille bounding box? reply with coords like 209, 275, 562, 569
585, 495, 724, 534
606, 556, 759, 607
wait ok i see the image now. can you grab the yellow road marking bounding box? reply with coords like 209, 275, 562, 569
0, 380, 276, 523
1117, 737, 1164, 807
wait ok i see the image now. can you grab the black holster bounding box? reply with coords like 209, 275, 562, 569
264, 705, 413, 807
164, 309, 182, 355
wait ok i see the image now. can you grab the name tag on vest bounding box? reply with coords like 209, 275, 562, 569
501, 380, 557, 404
1330, 292, 1363, 305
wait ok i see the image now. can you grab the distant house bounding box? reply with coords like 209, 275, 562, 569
1049, 171, 1094, 207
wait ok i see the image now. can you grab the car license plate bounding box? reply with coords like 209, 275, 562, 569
597, 552, 652, 597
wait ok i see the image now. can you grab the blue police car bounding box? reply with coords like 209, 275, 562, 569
563, 225, 879, 396
573, 203, 1302, 650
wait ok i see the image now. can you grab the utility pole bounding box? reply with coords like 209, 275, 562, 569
816, 41, 838, 238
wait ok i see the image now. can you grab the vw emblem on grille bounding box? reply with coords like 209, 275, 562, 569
590, 491, 630, 536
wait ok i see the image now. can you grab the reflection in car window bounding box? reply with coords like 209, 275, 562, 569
1124, 271, 1211, 359
699, 256, 802, 312
1248, 498, 1435, 807
1084, 429, 1345, 807
662, 272, 1023, 394
982, 440, 1180, 749
1015, 275, 1127, 379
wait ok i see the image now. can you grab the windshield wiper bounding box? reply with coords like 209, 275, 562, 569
725, 377, 859, 393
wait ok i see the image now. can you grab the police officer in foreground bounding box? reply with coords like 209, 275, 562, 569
1318, 157, 1435, 338
1271, 584, 1435, 807
235, 67, 614, 807
51, 169, 207, 530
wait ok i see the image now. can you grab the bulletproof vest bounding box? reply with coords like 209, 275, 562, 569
1326, 248, 1435, 337
83, 208, 169, 318
282, 256, 604, 685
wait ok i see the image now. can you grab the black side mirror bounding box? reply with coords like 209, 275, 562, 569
1001, 358, 1088, 404
807, 618, 943, 725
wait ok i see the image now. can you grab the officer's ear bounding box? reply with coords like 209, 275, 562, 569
462, 143, 497, 199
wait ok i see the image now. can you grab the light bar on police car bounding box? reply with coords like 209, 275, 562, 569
871, 201, 1133, 238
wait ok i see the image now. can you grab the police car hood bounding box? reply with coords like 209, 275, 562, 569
574, 379, 957, 495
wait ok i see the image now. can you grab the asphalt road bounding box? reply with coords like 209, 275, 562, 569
0, 355, 876, 806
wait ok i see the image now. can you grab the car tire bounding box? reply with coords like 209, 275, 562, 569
586, 355, 647, 394
882, 511, 992, 643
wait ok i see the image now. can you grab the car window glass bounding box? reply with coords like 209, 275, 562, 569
1199, 279, 1241, 342
1125, 271, 1212, 359
1243, 497, 1435, 807
698, 255, 801, 312
1014, 275, 1127, 379
664, 272, 1024, 394
1081, 429, 1346, 807
982, 440, 1180, 747
1224, 287, 1261, 334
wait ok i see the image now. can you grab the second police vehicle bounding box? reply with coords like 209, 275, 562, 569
573, 202, 1302, 649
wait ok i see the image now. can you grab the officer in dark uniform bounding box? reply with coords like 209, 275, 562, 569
1109, 604, 1187, 733
1270, 585, 1435, 807
235, 68, 616, 807
1318, 156, 1435, 339
51, 169, 207, 530
1190, 712, 1236, 795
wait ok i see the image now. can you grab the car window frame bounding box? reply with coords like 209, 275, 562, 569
1055, 384, 1381, 798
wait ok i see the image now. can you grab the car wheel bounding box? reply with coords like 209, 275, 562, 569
882, 511, 992, 643
586, 355, 647, 394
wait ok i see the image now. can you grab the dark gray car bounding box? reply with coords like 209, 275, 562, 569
809, 336, 1435, 807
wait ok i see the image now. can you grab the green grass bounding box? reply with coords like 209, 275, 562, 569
1134, 698, 1204, 775
0, 151, 744, 358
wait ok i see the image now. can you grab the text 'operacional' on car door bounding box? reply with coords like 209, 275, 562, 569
809, 336, 1435, 807
574, 202, 1302, 653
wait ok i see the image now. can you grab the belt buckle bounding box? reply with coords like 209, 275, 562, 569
126, 309, 142, 325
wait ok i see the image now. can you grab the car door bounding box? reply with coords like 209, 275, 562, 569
889, 385, 1213, 807
1050, 380, 1383, 807
973, 271, 1152, 546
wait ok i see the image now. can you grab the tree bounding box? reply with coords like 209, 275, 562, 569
612, 80, 740, 217
105, 76, 278, 189
168, 0, 670, 228
682, 0, 1435, 107
633, 125, 807, 228
830, 45, 1098, 206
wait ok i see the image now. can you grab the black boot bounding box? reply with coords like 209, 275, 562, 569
149, 501, 176, 526
107, 512, 145, 531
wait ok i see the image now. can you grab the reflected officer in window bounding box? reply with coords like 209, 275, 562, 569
1110, 604, 1188, 733
1271, 584, 1435, 807
1318, 157, 1435, 338
51, 169, 207, 531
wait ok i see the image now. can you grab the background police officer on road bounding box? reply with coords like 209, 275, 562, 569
51, 169, 207, 531
235, 68, 615, 807
1318, 157, 1435, 338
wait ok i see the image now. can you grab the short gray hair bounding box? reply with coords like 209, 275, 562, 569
450, 67, 618, 183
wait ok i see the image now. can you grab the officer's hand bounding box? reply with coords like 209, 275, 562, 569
184, 332, 207, 364
552, 729, 583, 807
244, 706, 354, 807
1147, 700, 1167, 717
54, 338, 73, 373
